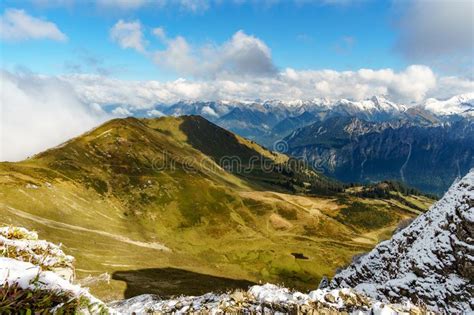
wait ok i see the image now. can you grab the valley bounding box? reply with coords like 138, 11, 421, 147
0, 115, 433, 301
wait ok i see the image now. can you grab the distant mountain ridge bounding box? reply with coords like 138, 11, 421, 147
153, 93, 474, 124
150, 94, 473, 145
147, 94, 474, 194
285, 117, 473, 195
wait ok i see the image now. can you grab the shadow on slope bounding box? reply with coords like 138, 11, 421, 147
179, 115, 344, 195
112, 268, 255, 299
180, 115, 270, 164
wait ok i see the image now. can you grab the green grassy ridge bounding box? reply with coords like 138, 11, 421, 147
0, 115, 435, 300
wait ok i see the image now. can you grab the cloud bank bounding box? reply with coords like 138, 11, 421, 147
1, 64, 473, 162
0, 8, 67, 41
0, 71, 108, 161
61, 64, 470, 108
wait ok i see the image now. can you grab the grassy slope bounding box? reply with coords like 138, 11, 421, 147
0, 116, 433, 301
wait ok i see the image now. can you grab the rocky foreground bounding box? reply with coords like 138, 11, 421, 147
0, 227, 427, 314
109, 284, 427, 314
0, 226, 108, 314
331, 170, 474, 313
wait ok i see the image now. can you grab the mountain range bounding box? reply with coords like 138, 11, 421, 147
0, 115, 433, 301
149, 93, 474, 194
285, 116, 473, 195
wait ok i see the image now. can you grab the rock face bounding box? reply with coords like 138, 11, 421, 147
285, 117, 474, 195
330, 170, 474, 313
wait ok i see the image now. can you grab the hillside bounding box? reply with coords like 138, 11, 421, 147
0, 115, 434, 301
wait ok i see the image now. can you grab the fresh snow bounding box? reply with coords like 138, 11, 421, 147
0, 257, 99, 304
337, 96, 407, 113
0, 226, 74, 276
0, 227, 108, 313
331, 170, 474, 313
424, 93, 474, 116
157, 94, 474, 123
110, 283, 427, 314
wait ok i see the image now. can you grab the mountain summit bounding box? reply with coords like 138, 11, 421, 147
330, 169, 474, 313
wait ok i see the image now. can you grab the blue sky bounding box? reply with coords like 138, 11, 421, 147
1, 1, 473, 161
1, 0, 410, 80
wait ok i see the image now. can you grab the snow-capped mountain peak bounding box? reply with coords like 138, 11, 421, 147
424, 92, 474, 116
157, 94, 474, 119
335, 96, 406, 113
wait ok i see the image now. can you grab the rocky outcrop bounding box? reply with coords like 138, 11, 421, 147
0, 226, 107, 314
110, 283, 429, 314
330, 170, 474, 313
0, 226, 75, 281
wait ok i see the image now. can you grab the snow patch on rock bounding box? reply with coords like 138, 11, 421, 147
0, 226, 75, 280
331, 170, 474, 313
110, 283, 427, 314
0, 226, 108, 313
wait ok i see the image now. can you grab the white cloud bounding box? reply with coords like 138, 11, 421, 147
387, 65, 437, 102
431, 76, 474, 100
0, 8, 67, 42
153, 35, 197, 75
152, 29, 277, 78
0, 70, 108, 161
277, 65, 437, 102
394, 0, 474, 71
152, 27, 166, 40
97, 0, 148, 10
111, 106, 132, 116
147, 109, 165, 117
110, 20, 147, 52
201, 105, 218, 117
59, 65, 471, 107
2, 66, 472, 161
